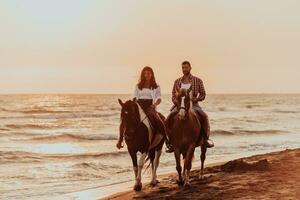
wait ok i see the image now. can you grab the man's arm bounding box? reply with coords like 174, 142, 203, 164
197, 78, 206, 101
172, 79, 178, 105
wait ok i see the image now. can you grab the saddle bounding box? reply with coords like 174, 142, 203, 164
136, 103, 163, 150
167, 106, 204, 146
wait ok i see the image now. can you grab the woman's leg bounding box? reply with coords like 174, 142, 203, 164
147, 107, 174, 152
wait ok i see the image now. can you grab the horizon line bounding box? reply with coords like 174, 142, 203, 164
0, 92, 299, 95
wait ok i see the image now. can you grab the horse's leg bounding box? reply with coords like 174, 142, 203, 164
175, 150, 184, 186
134, 152, 147, 191
129, 150, 138, 179
199, 146, 207, 179
150, 149, 162, 187
129, 149, 139, 191
184, 145, 195, 186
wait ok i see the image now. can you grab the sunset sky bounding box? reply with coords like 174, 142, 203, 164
0, 0, 299, 94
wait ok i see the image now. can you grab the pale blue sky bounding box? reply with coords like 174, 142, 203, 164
0, 0, 300, 94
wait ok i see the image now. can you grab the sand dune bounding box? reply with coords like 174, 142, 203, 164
105, 148, 300, 200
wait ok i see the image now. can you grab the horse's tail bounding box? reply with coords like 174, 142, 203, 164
144, 149, 155, 172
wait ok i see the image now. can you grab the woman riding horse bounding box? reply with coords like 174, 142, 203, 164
116, 66, 167, 191
116, 66, 169, 149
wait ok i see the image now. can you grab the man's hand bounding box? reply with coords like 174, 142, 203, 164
191, 97, 198, 103
173, 99, 179, 105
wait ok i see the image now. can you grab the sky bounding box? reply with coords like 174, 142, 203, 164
0, 0, 300, 94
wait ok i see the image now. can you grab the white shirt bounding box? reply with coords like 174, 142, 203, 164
134, 85, 161, 101
181, 83, 191, 90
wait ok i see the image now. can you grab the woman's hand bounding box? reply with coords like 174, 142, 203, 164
150, 104, 157, 109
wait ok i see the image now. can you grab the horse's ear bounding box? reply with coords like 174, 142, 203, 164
118, 99, 124, 107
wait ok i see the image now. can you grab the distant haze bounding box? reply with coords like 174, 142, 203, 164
0, 0, 299, 94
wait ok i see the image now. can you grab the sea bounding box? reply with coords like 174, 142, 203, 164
0, 94, 300, 199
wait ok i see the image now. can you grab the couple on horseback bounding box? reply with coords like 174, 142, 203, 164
116, 61, 214, 152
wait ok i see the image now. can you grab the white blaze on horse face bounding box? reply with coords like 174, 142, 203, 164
178, 97, 186, 119
189, 91, 193, 107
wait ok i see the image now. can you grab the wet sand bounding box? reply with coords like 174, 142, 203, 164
105, 148, 300, 200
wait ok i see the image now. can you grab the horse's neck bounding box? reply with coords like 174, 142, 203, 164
136, 103, 145, 121
136, 103, 152, 130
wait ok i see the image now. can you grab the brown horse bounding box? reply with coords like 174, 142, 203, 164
167, 88, 207, 186
118, 99, 165, 191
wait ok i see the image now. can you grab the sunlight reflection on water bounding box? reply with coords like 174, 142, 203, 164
32, 143, 84, 154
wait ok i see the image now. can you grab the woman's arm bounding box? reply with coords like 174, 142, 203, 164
133, 85, 139, 100
152, 86, 162, 108
153, 98, 161, 106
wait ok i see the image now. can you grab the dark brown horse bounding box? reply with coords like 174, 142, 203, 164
168, 88, 207, 186
118, 99, 165, 191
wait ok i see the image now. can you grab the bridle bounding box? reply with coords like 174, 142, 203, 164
177, 88, 192, 119
177, 92, 191, 111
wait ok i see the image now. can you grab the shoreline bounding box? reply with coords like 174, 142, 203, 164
59, 148, 299, 200
104, 148, 300, 200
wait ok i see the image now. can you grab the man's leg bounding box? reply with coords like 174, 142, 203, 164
193, 105, 214, 148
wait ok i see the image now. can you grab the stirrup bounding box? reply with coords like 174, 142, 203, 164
116, 141, 124, 149
205, 139, 214, 148
165, 144, 174, 153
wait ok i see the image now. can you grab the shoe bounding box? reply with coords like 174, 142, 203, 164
165, 143, 174, 153
204, 139, 214, 148
116, 140, 124, 149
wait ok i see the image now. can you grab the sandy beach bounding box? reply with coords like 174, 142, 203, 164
105, 148, 300, 200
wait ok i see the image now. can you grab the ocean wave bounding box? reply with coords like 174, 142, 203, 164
0, 112, 119, 120
239, 130, 286, 135
0, 151, 42, 163
218, 107, 227, 111
212, 129, 287, 136
271, 109, 300, 114
31, 133, 118, 142
212, 130, 235, 135
0, 150, 127, 163
6, 124, 54, 130
46, 151, 128, 160
0, 107, 10, 112
21, 108, 72, 114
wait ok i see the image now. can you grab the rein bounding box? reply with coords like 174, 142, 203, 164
178, 106, 188, 112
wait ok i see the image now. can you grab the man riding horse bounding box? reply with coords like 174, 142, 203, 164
165, 61, 214, 153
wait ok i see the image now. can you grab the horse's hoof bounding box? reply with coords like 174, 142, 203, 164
184, 182, 190, 187
176, 179, 184, 186
150, 180, 158, 187
134, 182, 142, 191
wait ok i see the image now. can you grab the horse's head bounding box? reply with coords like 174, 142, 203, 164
176, 88, 192, 120
118, 99, 140, 135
